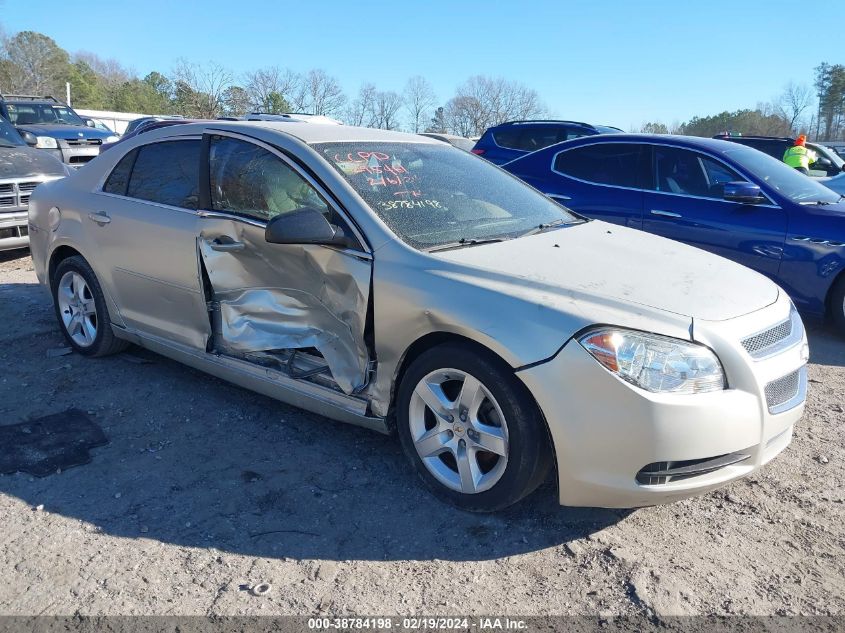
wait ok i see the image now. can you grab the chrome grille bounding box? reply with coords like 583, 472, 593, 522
65, 138, 102, 146
0, 178, 50, 213
765, 369, 804, 414
741, 307, 803, 360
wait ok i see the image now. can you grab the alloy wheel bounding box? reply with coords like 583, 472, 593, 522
408, 368, 509, 494
57, 271, 98, 347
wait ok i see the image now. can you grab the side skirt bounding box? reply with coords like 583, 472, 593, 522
113, 326, 389, 434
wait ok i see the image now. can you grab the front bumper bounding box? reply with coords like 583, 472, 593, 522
0, 211, 29, 251
517, 294, 807, 508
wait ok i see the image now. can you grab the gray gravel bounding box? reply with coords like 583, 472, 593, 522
0, 249, 843, 617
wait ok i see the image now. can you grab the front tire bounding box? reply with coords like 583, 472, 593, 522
51, 256, 129, 357
396, 343, 553, 512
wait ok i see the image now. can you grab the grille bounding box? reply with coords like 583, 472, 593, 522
742, 318, 792, 356
0, 178, 50, 212
765, 370, 801, 412
65, 138, 102, 146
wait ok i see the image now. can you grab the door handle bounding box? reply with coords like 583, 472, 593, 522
208, 238, 245, 252
88, 212, 111, 225
548, 193, 572, 201
650, 209, 682, 218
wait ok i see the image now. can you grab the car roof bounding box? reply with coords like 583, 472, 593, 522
174, 120, 443, 145
545, 133, 749, 155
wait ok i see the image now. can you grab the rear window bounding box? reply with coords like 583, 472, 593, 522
493, 125, 592, 152
126, 140, 200, 209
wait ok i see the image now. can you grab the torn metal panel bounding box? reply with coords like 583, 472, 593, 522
198, 218, 371, 394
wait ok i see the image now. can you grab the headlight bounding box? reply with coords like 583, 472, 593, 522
104, 135, 119, 144
579, 328, 725, 394
35, 136, 58, 149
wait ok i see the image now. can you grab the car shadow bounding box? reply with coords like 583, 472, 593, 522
0, 278, 630, 562
806, 324, 845, 367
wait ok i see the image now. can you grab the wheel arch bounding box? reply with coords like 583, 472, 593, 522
825, 266, 845, 320
387, 331, 558, 475
48, 245, 85, 289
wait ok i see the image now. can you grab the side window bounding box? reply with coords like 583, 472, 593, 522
126, 140, 200, 209
700, 155, 741, 190
553, 143, 643, 188
518, 125, 559, 152
102, 149, 136, 195
491, 128, 522, 150
651, 146, 711, 197
209, 136, 332, 223
651, 147, 741, 198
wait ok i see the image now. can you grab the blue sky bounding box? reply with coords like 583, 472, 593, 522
2, 0, 841, 129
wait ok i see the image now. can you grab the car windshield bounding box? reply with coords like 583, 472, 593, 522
317, 141, 581, 249
0, 117, 25, 147
7, 103, 86, 126
723, 144, 841, 204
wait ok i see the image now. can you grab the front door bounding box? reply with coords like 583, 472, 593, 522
196, 133, 373, 395
91, 138, 210, 349
641, 145, 786, 276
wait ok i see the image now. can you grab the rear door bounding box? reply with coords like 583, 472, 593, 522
510, 141, 646, 228
196, 132, 373, 395
640, 144, 786, 275
92, 138, 210, 348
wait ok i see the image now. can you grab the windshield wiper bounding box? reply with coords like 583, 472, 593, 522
515, 218, 569, 238
426, 237, 505, 253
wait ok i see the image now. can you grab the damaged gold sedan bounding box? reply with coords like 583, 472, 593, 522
28, 122, 806, 511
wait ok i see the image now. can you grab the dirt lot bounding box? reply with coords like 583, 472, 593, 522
0, 248, 843, 618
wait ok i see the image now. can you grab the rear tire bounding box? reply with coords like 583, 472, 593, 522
51, 256, 129, 357
830, 274, 845, 334
396, 342, 553, 512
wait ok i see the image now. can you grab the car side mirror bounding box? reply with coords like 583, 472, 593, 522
84, 119, 96, 128
265, 207, 352, 248
19, 130, 38, 147
723, 181, 766, 205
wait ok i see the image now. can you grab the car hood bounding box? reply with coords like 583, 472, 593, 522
0, 145, 67, 178
15, 124, 112, 140
434, 220, 779, 322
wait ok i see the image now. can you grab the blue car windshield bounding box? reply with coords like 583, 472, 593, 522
317, 141, 581, 249
724, 144, 840, 204
0, 117, 24, 147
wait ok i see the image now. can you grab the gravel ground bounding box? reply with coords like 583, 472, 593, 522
0, 248, 843, 618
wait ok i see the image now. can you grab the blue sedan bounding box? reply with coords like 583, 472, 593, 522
502, 134, 845, 331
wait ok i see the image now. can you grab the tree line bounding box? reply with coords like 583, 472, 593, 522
2, 29, 843, 141
0, 29, 545, 136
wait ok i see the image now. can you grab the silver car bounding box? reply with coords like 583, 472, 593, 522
28, 122, 809, 511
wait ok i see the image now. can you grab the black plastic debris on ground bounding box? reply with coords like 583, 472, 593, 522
0, 409, 108, 477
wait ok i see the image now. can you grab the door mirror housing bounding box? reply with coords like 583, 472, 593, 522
723, 181, 766, 205
265, 207, 353, 248
18, 130, 38, 147
84, 119, 96, 128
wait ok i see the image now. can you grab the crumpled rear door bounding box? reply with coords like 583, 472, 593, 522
198, 217, 372, 395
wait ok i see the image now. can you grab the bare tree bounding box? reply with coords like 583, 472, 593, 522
445, 75, 545, 136
444, 95, 485, 138
0, 30, 70, 95
345, 83, 377, 126
403, 76, 436, 133
373, 91, 403, 130
244, 66, 301, 112
775, 82, 814, 133
171, 59, 233, 118
301, 69, 346, 117
74, 51, 130, 87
